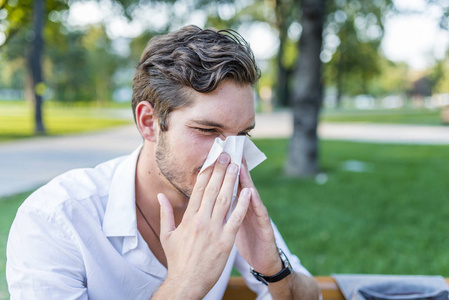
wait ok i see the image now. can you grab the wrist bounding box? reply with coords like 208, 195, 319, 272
253, 244, 283, 275
256, 255, 283, 276
158, 275, 206, 300
250, 248, 293, 286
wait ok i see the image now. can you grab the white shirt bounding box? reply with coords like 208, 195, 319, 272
7, 146, 311, 299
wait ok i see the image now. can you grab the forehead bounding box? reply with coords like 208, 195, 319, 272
183, 80, 255, 127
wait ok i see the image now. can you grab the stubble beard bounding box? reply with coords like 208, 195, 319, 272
155, 131, 193, 200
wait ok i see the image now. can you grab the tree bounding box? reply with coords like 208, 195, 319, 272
274, 0, 297, 107
324, 0, 393, 105
285, 0, 325, 177
433, 52, 449, 94
29, 0, 45, 134
1, 0, 69, 134
43, 25, 127, 104
367, 59, 410, 98
284, 0, 397, 177
1, 0, 134, 135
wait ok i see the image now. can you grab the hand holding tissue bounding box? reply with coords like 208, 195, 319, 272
198, 136, 266, 218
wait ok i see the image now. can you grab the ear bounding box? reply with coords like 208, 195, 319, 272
135, 101, 159, 142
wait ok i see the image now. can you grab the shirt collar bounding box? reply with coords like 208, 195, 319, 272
102, 145, 142, 239
102, 145, 167, 275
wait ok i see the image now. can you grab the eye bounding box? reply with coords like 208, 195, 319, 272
238, 132, 252, 138
195, 128, 217, 134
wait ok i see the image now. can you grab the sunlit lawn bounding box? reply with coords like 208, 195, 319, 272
1, 101, 445, 144
320, 107, 444, 125
0, 101, 132, 142
254, 139, 449, 277
1, 139, 448, 298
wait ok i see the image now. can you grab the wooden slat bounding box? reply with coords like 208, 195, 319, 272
222, 277, 256, 300
316, 276, 345, 300
223, 276, 449, 300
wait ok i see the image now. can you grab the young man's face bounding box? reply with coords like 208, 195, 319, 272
155, 80, 255, 199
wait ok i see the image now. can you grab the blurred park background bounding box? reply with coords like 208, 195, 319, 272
1, 0, 449, 298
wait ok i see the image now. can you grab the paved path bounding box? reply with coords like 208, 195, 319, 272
1, 111, 448, 198
0, 126, 142, 197
253, 111, 449, 144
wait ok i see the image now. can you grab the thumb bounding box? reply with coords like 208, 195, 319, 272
157, 193, 175, 241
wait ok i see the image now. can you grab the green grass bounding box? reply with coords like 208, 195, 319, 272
253, 139, 449, 276
320, 108, 443, 125
0, 101, 132, 142
1, 140, 448, 298
0, 191, 33, 299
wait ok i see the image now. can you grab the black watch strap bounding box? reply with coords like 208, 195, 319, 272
250, 248, 293, 286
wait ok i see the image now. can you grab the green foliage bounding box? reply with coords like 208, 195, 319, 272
366, 60, 411, 97
324, 0, 394, 98
434, 64, 449, 94
205, 0, 276, 29
46, 25, 127, 103
1, 0, 447, 107
0, 0, 131, 105
431, 53, 449, 94
0, 0, 68, 46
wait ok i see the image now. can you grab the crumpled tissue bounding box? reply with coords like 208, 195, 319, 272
198, 136, 267, 219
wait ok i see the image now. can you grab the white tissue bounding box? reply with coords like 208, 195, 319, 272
198, 136, 267, 219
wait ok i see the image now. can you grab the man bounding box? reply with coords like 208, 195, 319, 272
7, 25, 319, 299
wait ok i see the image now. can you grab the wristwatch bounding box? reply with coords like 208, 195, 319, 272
250, 248, 293, 286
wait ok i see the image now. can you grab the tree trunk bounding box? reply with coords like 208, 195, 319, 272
29, 0, 46, 135
335, 59, 343, 108
276, 37, 290, 107
285, 0, 325, 177
275, 0, 291, 108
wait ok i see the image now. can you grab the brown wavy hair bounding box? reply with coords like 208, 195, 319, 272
131, 25, 260, 131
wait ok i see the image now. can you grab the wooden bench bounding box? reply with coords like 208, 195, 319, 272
223, 276, 449, 300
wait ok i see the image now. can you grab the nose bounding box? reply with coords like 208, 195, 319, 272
218, 132, 228, 141
219, 133, 240, 141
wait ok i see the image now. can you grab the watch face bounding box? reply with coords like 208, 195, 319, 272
278, 248, 292, 271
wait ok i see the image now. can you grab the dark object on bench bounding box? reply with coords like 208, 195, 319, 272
223, 277, 449, 300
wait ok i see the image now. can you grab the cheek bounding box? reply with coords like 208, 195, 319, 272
196, 135, 216, 154
184, 135, 216, 165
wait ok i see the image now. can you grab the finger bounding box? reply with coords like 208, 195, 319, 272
248, 188, 270, 221
238, 163, 266, 221
184, 165, 213, 219
198, 152, 230, 216
225, 188, 251, 235
239, 162, 256, 189
211, 163, 239, 222
158, 193, 175, 242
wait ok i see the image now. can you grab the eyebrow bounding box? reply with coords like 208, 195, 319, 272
192, 119, 255, 132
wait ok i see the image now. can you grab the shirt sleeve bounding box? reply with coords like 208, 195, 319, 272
233, 220, 312, 300
6, 204, 88, 300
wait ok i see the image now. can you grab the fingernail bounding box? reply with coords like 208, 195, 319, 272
218, 152, 229, 164
241, 188, 250, 197
227, 164, 237, 173
157, 194, 163, 204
